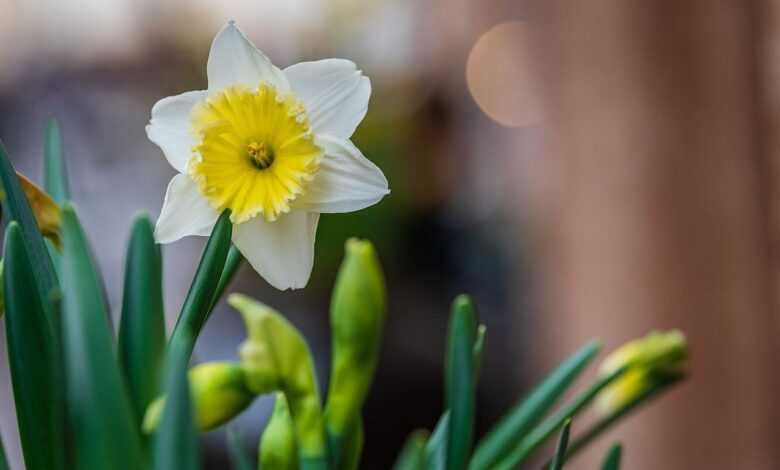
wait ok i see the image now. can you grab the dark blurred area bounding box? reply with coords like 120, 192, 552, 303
2, 1, 780, 469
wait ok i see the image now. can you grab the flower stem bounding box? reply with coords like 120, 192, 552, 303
168, 210, 232, 360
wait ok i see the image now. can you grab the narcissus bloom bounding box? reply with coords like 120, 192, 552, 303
147, 22, 389, 289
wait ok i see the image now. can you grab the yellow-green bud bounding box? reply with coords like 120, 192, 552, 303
325, 239, 386, 436
229, 293, 326, 458
598, 330, 688, 413
260, 393, 299, 470
143, 361, 254, 432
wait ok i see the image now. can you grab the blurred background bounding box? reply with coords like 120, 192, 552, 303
0, 0, 778, 469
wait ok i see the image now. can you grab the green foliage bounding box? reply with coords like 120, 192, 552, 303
119, 215, 166, 427
601, 444, 622, 470
0, 125, 686, 470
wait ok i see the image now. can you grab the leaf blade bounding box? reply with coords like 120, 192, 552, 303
44, 117, 70, 203
601, 444, 622, 470
393, 430, 428, 470
446, 295, 477, 470
549, 419, 571, 470
226, 427, 253, 470
469, 341, 601, 470
60, 204, 145, 470
3, 222, 65, 470
119, 214, 167, 426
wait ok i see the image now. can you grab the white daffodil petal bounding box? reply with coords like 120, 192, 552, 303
155, 174, 219, 244
233, 211, 319, 290
146, 90, 206, 173
207, 22, 289, 93
284, 59, 371, 139
297, 135, 389, 213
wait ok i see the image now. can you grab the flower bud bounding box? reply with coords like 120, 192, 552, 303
143, 361, 254, 432
325, 239, 386, 436
260, 393, 298, 470
229, 293, 326, 457
597, 330, 688, 413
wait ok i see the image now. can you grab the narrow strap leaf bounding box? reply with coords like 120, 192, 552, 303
3, 222, 65, 470
549, 419, 571, 470
424, 412, 450, 470
601, 444, 622, 470
445, 295, 477, 470
153, 339, 200, 470
227, 426, 253, 470
119, 214, 167, 426
169, 210, 232, 359
44, 118, 70, 203
0, 141, 58, 325
472, 324, 487, 384
469, 341, 601, 470
491, 366, 627, 470
60, 205, 145, 470
393, 430, 429, 470
0, 433, 8, 470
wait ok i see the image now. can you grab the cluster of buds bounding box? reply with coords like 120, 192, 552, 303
143, 239, 386, 470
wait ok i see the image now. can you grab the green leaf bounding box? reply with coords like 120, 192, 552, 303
0, 140, 58, 325
3, 222, 65, 470
472, 324, 486, 384
209, 245, 243, 311
44, 118, 70, 203
469, 341, 601, 470
424, 412, 449, 470
60, 205, 145, 470
169, 210, 232, 360
227, 427, 253, 470
561, 374, 682, 463
0, 433, 8, 470
446, 295, 477, 470
119, 214, 167, 427
601, 444, 622, 470
153, 338, 200, 470
393, 430, 429, 470
335, 417, 363, 470
491, 367, 627, 470
549, 419, 571, 470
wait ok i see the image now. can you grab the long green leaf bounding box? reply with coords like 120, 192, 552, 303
3, 222, 65, 470
169, 210, 232, 359
549, 419, 571, 470
227, 427, 253, 470
425, 412, 450, 470
601, 444, 622, 470
469, 341, 601, 470
0, 140, 58, 324
559, 375, 682, 465
446, 295, 477, 470
0, 433, 8, 470
44, 118, 70, 203
153, 339, 199, 470
60, 204, 144, 470
119, 214, 166, 426
394, 430, 429, 470
492, 367, 627, 470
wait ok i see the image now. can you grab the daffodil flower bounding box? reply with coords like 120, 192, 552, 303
147, 22, 389, 290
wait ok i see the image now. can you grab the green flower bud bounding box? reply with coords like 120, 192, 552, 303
260, 393, 299, 470
143, 361, 254, 432
325, 239, 386, 438
229, 293, 326, 458
597, 330, 688, 413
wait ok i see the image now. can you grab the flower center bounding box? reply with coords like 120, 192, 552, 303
189, 83, 321, 223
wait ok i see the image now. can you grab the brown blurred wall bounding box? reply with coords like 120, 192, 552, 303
537, 1, 779, 468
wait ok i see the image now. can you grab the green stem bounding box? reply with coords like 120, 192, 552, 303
208, 245, 243, 312
168, 210, 232, 360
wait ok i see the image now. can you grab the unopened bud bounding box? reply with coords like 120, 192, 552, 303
143, 361, 254, 432
598, 330, 688, 413
260, 393, 298, 470
325, 239, 386, 437
229, 293, 326, 457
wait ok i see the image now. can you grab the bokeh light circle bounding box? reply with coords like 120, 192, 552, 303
466, 21, 543, 127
